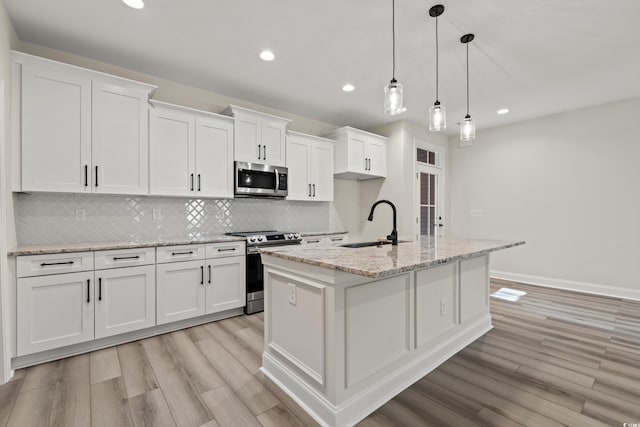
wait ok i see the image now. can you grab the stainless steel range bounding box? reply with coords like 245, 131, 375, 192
227, 231, 301, 314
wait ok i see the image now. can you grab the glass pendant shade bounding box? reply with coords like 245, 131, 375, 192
428, 102, 446, 131
460, 115, 476, 141
384, 79, 406, 115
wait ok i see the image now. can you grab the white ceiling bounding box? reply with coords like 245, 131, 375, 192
4, 0, 640, 134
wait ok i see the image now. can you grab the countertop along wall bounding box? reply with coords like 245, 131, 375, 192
448, 96, 640, 300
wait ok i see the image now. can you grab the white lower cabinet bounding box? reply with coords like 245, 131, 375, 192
94, 265, 156, 339
17, 271, 94, 356
156, 260, 206, 325
156, 243, 246, 325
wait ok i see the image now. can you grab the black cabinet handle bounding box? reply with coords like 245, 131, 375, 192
263, 145, 266, 160
258, 144, 262, 160
113, 255, 140, 261
200, 266, 204, 285
84, 165, 88, 187
331, 237, 343, 242
171, 251, 194, 256
95, 166, 99, 187
197, 174, 201, 191
312, 184, 316, 197
307, 239, 320, 244
190, 174, 194, 191
217, 248, 236, 252
87, 279, 90, 303
40, 261, 74, 267
308, 184, 311, 197
98, 278, 102, 301
208, 265, 211, 284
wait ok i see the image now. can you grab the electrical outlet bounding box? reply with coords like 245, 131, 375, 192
75, 208, 86, 221
153, 208, 162, 220
440, 299, 447, 316
288, 284, 297, 306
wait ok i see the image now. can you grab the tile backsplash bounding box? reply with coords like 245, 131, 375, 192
15, 193, 335, 245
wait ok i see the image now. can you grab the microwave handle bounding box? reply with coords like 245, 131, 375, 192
275, 168, 279, 191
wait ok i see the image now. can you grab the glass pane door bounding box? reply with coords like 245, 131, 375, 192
419, 172, 438, 236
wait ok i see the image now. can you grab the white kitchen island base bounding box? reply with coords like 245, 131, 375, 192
259, 239, 521, 427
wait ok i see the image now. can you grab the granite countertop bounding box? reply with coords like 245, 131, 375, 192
260, 236, 525, 279
8, 235, 245, 256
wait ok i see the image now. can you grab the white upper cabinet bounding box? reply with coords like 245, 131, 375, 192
14, 52, 156, 194
224, 105, 291, 167
322, 126, 388, 180
286, 131, 334, 201
92, 81, 150, 195
149, 100, 234, 198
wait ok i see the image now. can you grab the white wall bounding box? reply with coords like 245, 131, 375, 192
0, 0, 18, 382
449, 97, 640, 299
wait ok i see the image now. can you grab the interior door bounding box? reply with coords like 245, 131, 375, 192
415, 163, 443, 239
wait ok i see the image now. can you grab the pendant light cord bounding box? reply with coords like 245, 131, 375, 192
466, 42, 469, 116
392, 0, 396, 80
435, 14, 439, 101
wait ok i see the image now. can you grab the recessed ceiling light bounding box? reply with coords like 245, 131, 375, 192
122, 0, 144, 9
259, 50, 275, 61
497, 108, 509, 115
342, 84, 355, 92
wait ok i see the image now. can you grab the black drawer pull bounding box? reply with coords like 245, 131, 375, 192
113, 255, 140, 261
84, 165, 88, 187
98, 278, 102, 301
190, 174, 194, 191
87, 279, 90, 303
208, 265, 211, 284
40, 261, 74, 267
331, 238, 343, 241
307, 240, 320, 244
200, 266, 204, 285
217, 248, 236, 252
171, 251, 194, 256
95, 166, 99, 187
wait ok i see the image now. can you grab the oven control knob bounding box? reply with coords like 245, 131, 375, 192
294, 233, 300, 239
287, 234, 293, 239
249, 236, 256, 242
257, 236, 264, 242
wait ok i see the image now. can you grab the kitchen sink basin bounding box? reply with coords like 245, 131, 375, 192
340, 240, 410, 248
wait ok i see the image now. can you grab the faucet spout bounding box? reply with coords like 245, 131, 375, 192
367, 200, 398, 245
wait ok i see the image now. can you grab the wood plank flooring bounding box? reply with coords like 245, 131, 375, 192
1, 280, 639, 426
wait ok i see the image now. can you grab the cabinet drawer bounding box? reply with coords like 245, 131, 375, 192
156, 244, 205, 263
17, 252, 94, 278
94, 247, 155, 270
205, 242, 245, 259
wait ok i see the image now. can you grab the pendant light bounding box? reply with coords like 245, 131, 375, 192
384, 0, 406, 115
428, 5, 446, 131
460, 33, 476, 142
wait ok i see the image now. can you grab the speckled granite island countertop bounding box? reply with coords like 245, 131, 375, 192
260, 236, 525, 279
8, 235, 245, 256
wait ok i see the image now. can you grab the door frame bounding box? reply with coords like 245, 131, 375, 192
0, 79, 10, 383
413, 138, 446, 240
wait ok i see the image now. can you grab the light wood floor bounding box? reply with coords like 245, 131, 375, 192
1, 280, 639, 427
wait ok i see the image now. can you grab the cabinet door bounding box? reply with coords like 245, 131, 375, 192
261, 118, 286, 167
286, 135, 311, 200
234, 115, 260, 163
206, 256, 246, 314
94, 265, 156, 339
195, 116, 234, 198
347, 134, 367, 173
310, 141, 334, 201
17, 271, 94, 356
156, 260, 205, 324
92, 82, 149, 195
149, 106, 195, 196
366, 138, 387, 178
21, 64, 91, 192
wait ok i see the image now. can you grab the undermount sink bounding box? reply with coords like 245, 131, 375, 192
340, 240, 410, 248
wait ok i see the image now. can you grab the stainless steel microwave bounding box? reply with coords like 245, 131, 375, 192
234, 162, 288, 198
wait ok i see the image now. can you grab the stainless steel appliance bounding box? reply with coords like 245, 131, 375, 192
227, 230, 301, 314
235, 161, 288, 198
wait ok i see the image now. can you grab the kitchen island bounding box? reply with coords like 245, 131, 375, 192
259, 236, 524, 427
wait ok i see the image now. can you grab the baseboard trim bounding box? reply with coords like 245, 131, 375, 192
491, 270, 640, 302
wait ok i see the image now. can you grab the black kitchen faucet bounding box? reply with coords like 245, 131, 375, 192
367, 200, 398, 246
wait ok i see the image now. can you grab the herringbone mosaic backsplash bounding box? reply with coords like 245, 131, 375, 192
16, 193, 335, 245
